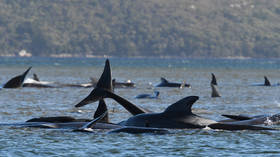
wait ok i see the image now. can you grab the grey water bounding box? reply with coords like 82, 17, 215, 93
1, 57, 280, 156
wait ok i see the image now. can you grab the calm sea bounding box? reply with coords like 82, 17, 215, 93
0, 57, 280, 156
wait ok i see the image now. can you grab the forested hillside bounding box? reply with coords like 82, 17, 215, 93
0, 0, 280, 58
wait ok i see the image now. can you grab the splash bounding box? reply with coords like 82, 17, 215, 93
264, 114, 280, 125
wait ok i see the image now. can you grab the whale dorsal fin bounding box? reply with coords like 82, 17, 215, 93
163, 96, 199, 114
79, 111, 108, 130
93, 99, 109, 123
75, 59, 112, 107
3, 67, 32, 88
264, 76, 271, 86
211, 73, 217, 85
211, 84, 221, 97
160, 77, 169, 83
33, 73, 40, 81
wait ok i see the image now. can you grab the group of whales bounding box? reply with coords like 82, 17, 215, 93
1, 59, 280, 134
0, 67, 135, 89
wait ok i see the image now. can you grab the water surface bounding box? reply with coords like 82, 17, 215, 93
0, 57, 280, 156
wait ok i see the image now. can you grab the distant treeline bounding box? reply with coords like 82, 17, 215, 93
0, 0, 280, 58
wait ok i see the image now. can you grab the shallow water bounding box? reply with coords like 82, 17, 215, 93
0, 57, 280, 156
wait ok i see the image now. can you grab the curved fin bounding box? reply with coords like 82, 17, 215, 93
211, 84, 221, 97
78, 111, 108, 130
211, 73, 217, 85
163, 96, 199, 114
3, 67, 32, 88
75, 59, 112, 107
93, 99, 109, 123
264, 76, 271, 86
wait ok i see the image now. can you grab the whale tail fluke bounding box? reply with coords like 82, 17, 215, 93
75, 59, 148, 115
3, 67, 32, 88
75, 59, 112, 107
211, 84, 221, 97
264, 76, 271, 86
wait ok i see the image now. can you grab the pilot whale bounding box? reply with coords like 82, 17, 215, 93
73, 111, 169, 134
0, 99, 118, 130
3, 67, 32, 88
23, 73, 96, 88
251, 76, 279, 87
75, 59, 274, 131
23, 73, 56, 88
221, 113, 280, 126
26, 99, 109, 123
112, 78, 135, 88
0, 97, 168, 134
156, 77, 191, 88
135, 91, 160, 99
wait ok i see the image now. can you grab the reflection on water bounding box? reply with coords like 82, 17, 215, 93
0, 57, 280, 156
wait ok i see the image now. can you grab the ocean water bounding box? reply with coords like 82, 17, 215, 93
0, 57, 280, 156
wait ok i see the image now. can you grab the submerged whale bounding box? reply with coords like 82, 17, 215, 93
156, 77, 191, 88
75, 59, 273, 131
221, 113, 280, 126
23, 73, 96, 88
26, 99, 109, 124
23, 73, 56, 88
3, 67, 32, 88
112, 79, 135, 88
135, 91, 160, 99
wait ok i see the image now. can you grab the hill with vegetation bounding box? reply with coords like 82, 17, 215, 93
0, 0, 280, 58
